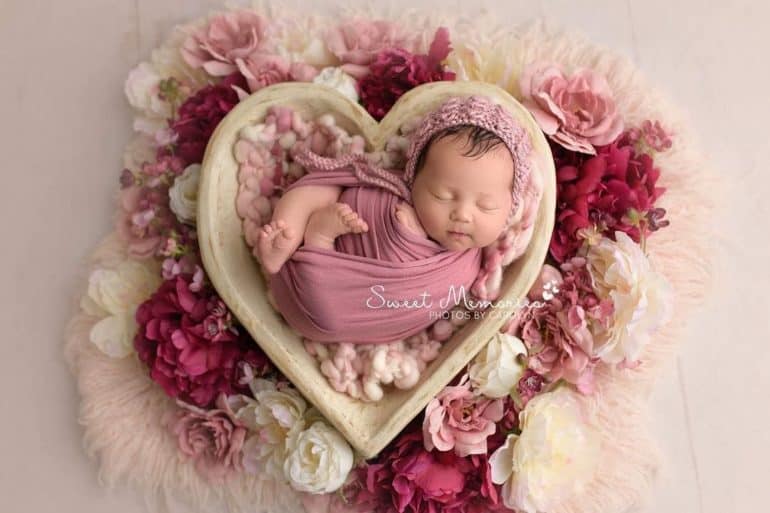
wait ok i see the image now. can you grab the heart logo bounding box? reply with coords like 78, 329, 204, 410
198, 81, 555, 458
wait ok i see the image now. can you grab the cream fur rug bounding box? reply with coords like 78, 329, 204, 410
64, 2, 725, 512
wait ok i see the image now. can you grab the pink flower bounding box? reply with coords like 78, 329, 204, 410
626, 119, 674, 153
181, 10, 274, 76
423, 374, 504, 457
324, 19, 419, 80
519, 62, 624, 155
514, 370, 546, 408
358, 28, 455, 120
235, 53, 291, 93
169, 72, 246, 165
134, 274, 272, 407
504, 261, 612, 394
549, 133, 667, 262
344, 424, 510, 513
167, 393, 247, 482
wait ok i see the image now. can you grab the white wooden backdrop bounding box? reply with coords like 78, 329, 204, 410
0, 1, 766, 512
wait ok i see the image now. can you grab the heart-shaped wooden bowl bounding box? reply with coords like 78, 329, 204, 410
198, 81, 555, 458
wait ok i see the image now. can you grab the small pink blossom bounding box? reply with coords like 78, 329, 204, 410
324, 18, 419, 79
235, 53, 291, 93
423, 374, 504, 457
520, 62, 624, 155
167, 394, 247, 482
626, 120, 673, 153
181, 10, 274, 76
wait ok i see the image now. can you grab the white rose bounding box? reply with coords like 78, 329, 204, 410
587, 231, 673, 364
469, 332, 527, 398
124, 62, 173, 139
313, 67, 359, 103
490, 386, 600, 513
169, 164, 201, 224
80, 259, 161, 357
236, 379, 308, 481
284, 420, 354, 494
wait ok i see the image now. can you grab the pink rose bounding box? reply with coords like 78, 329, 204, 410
520, 62, 624, 155
181, 10, 273, 76
167, 394, 247, 482
423, 374, 504, 457
235, 53, 291, 93
324, 19, 419, 79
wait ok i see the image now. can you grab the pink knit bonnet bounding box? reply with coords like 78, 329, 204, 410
404, 95, 533, 217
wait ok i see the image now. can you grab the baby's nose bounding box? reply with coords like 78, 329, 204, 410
450, 205, 472, 222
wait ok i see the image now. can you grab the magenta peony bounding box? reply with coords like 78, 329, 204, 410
324, 18, 419, 80
519, 62, 623, 155
423, 374, 504, 457
167, 393, 247, 482
504, 259, 613, 394
134, 274, 272, 407
358, 27, 455, 120
344, 424, 511, 513
549, 131, 668, 263
181, 10, 274, 76
169, 72, 246, 165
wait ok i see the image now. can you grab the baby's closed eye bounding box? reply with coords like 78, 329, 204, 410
477, 201, 501, 211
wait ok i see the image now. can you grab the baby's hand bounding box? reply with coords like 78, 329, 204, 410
394, 201, 427, 238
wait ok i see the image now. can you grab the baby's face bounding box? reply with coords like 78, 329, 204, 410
411, 134, 514, 251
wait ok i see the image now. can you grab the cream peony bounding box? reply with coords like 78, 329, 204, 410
587, 231, 673, 364
169, 164, 201, 224
80, 259, 161, 357
312, 67, 359, 103
490, 386, 600, 513
236, 378, 308, 481
468, 332, 527, 398
283, 420, 354, 494
271, 17, 337, 69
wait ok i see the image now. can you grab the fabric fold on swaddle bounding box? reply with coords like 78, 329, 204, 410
268, 148, 482, 344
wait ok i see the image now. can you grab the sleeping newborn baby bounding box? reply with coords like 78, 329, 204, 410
254, 95, 532, 344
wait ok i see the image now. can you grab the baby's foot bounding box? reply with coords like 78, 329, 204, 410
257, 220, 300, 274
394, 201, 427, 238
304, 203, 369, 249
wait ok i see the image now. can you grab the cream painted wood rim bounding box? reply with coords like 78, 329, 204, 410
197, 80, 555, 458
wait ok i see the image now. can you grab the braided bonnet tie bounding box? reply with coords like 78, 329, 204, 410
291, 147, 413, 203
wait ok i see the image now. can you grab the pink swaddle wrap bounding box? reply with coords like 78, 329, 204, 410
269, 150, 482, 344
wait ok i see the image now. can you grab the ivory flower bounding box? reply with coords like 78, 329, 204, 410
80, 259, 161, 357
312, 67, 359, 103
169, 164, 201, 224
284, 420, 354, 493
468, 332, 528, 398
490, 386, 600, 513
236, 378, 308, 480
124, 62, 173, 141
271, 17, 337, 69
587, 231, 673, 364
